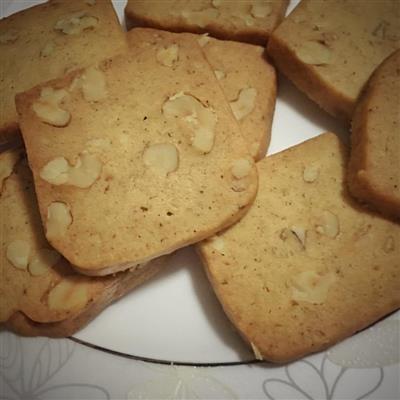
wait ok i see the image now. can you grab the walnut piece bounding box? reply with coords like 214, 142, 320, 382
197, 34, 210, 47
46, 202, 73, 240
6, 240, 31, 270
162, 92, 217, 153
67, 153, 103, 188
156, 44, 179, 67
29, 249, 61, 277
208, 235, 225, 254
291, 270, 336, 304
0, 151, 20, 193
54, 11, 98, 35
230, 159, 253, 191
290, 225, 306, 248
40, 157, 69, 185
303, 164, 319, 183
279, 227, 305, 251
250, 342, 264, 360
80, 66, 108, 102
48, 280, 90, 311
32, 87, 70, 127
214, 69, 226, 80
40, 153, 102, 188
230, 87, 257, 121
251, 3, 272, 18
315, 211, 340, 238
69, 66, 108, 102
231, 158, 252, 179
143, 143, 179, 176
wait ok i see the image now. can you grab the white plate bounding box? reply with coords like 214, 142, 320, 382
1, 1, 399, 399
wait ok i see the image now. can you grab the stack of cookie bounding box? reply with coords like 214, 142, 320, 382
1, 0, 399, 363
0, 0, 270, 338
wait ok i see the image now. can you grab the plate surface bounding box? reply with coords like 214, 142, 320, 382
2, 7, 398, 400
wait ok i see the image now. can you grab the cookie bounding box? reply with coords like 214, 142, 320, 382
15, 33, 258, 276
0, 149, 167, 337
198, 133, 400, 363
348, 50, 400, 220
0, 0, 128, 143
267, 0, 400, 121
127, 28, 277, 160
125, 0, 289, 45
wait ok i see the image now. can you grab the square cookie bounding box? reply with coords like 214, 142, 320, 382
0, 149, 167, 337
198, 133, 400, 363
0, 0, 128, 143
125, 0, 289, 45
267, 0, 400, 120
15, 33, 258, 276
348, 50, 400, 220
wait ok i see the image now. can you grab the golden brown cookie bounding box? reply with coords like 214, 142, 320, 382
267, 0, 400, 121
0, 0, 128, 143
125, 0, 289, 45
348, 50, 400, 220
127, 28, 277, 160
0, 149, 167, 337
15, 33, 258, 276
198, 133, 400, 363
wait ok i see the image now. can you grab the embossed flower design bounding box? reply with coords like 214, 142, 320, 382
0, 332, 109, 399
263, 354, 384, 400
127, 363, 239, 399
263, 318, 399, 400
